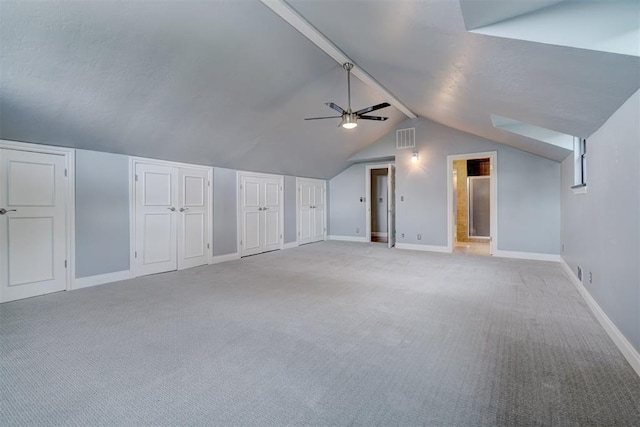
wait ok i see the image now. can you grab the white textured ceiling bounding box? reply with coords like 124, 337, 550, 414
1, 1, 639, 178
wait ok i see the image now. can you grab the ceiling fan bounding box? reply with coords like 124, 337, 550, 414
305, 63, 390, 129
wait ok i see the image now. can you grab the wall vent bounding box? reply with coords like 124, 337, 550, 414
396, 128, 415, 149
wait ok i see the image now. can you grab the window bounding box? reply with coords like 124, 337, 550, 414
572, 137, 587, 193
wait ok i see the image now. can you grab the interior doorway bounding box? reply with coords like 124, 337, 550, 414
447, 152, 497, 255
366, 163, 396, 248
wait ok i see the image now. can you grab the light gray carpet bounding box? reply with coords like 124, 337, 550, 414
1, 241, 639, 426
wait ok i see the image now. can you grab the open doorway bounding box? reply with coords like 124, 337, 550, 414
448, 152, 497, 255
366, 163, 396, 248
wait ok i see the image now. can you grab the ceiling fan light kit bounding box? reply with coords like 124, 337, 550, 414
305, 62, 391, 130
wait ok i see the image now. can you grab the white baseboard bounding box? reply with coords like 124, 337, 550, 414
328, 235, 367, 243
395, 243, 451, 253
560, 259, 640, 377
210, 252, 240, 264
284, 241, 299, 249
371, 232, 388, 237
73, 270, 131, 290
494, 250, 562, 262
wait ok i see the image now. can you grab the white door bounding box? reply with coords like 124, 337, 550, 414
239, 174, 282, 257
0, 149, 67, 302
298, 180, 314, 245
388, 164, 396, 248
240, 175, 263, 256
177, 168, 209, 270
135, 163, 178, 276
262, 178, 282, 252
312, 182, 325, 242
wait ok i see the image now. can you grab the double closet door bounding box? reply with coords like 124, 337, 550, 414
239, 173, 283, 257
298, 178, 326, 245
134, 161, 211, 277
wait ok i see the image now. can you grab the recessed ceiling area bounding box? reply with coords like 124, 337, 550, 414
1, 0, 639, 176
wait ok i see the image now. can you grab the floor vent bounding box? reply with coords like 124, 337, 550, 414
396, 127, 415, 149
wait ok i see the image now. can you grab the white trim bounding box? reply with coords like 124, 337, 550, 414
74, 270, 131, 290
395, 243, 451, 253
328, 235, 367, 243
210, 252, 240, 264
447, 152, 497, 256
129, 157, 213, 278
560, 259, 640, 377
365, 163, 394, 243
572, 185, 588, 195
493, 250, 562, 262
237, 171, 285, 257
284, 241, 299, 249
259, 0, 417, 120
371, 232, 388, 238
0, 139, 76, 294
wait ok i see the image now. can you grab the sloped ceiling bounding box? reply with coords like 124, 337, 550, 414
1, 1, 639, 179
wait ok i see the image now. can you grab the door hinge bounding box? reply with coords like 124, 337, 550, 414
207, 243, 210, 249
208, 180, 210, 187
64, 260, 67, 268
240, 184, 243, 190
280, 234, 283, 240
64, 169, 68, 177
135, 251, 137, 258
135, 174, 139, 182
280, 186, 283, 191
240, 240, 243, 246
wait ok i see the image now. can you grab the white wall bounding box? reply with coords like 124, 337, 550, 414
561, 90, 640, 351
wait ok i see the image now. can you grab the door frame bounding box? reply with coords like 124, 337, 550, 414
129, 156, 213, 278
446, 151, 497, 254
365, 163, 394, 243
0, 139, 76, 294
295, 177, 327, 245
236, 170, 285, 257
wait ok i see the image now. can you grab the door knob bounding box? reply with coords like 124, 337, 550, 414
258, 207, 263, 211
168, 207, 176, 211
179, 207, 189, 212
0, 208, 17, 215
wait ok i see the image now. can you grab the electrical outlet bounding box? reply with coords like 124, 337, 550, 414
401, 233, 405, 238
589, 272, 592, 283
356, 227, 360, 234
400, 196, 404, 201
417, 234, 422, 240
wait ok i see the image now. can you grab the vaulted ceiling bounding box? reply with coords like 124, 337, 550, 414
1, 1, 638, 179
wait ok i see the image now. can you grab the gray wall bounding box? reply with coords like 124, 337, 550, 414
561, 90, 639, 351
329, 163, 367, 238
330, 118, 561, 254
284, 176, 297, 244
75, 149, 130, 278
212, 167, 238, 256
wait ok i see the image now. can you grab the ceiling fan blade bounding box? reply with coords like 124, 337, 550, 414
358, 115, 389, 121
355, 102, 390, 116
326, 102, 345, 114
305, 116, 342, 120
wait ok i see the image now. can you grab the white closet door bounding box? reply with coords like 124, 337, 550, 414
312, 182, 325, 242
178, 168, 209, 270
0, 149, 67, 302
299, 181, 314, 245
263, 178, 281, 252
135, 163, 178, 276
241, 175, 263, 256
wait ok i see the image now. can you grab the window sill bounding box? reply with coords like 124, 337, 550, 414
572, 184, 587, 195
